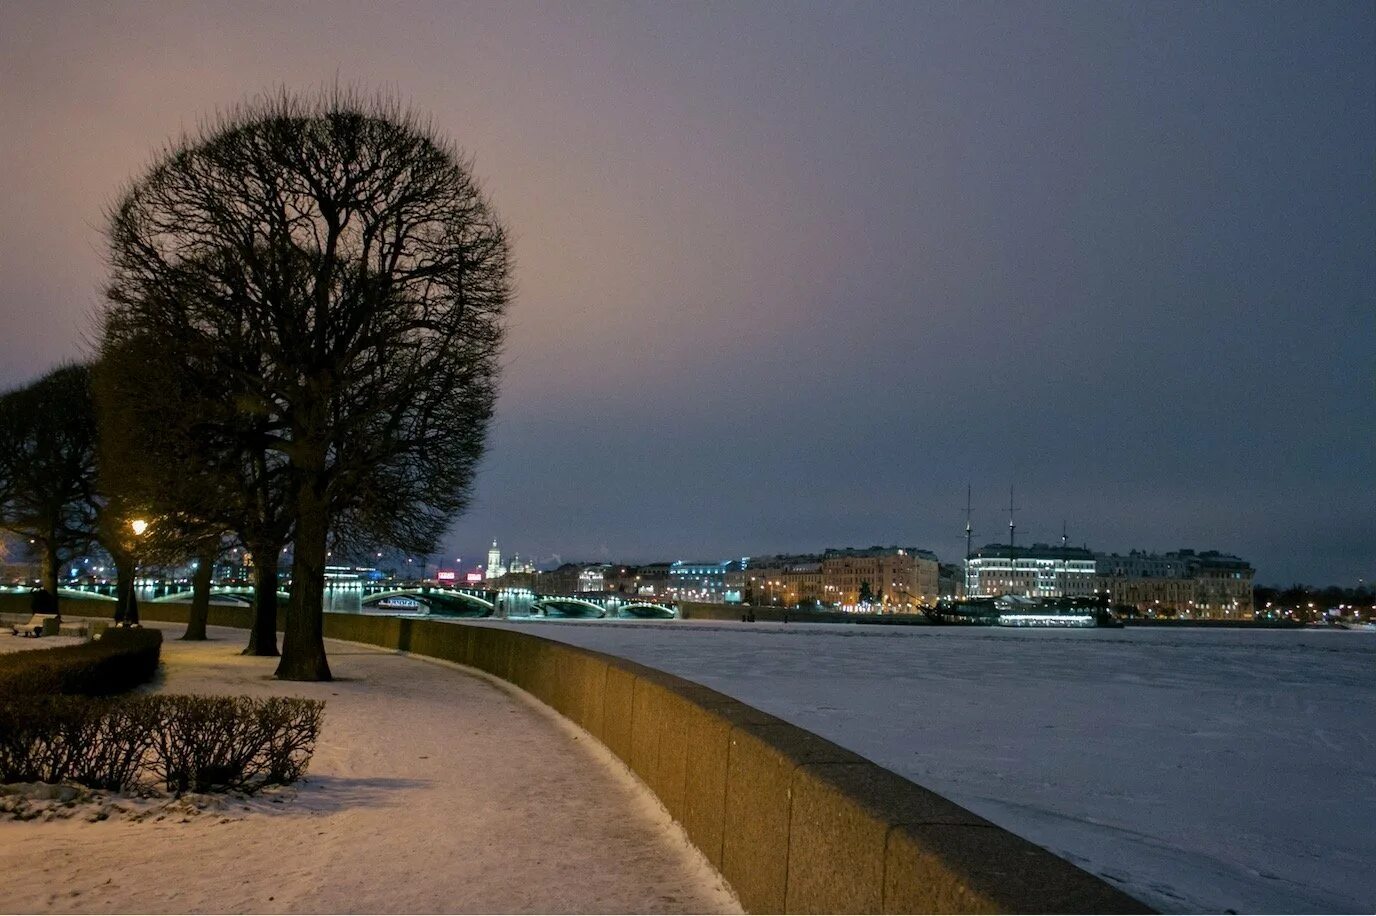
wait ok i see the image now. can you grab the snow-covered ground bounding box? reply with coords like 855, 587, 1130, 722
476, 619, 1376, 914
0, 625, 739, 914
0, 633, 84, 653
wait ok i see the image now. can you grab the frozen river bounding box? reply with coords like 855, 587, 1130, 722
471, 619, 1375, 914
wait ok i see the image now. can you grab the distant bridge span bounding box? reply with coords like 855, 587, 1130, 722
359, 586, 678, 620
36, 581, 677, 620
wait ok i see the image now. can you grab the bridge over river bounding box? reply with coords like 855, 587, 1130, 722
27, 581, 677, 620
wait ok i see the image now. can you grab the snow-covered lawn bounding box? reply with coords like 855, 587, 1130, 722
0, 633, 84, 653
0, 624, 739, 914
479, 619, 1376, 914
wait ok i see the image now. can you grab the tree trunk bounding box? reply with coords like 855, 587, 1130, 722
183, 549, 214, 640
40, 540, 60, 617
243, 545, 280, 656
113, 553, 138, 625
276, 481, 332, 681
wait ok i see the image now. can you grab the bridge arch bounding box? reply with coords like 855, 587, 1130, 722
423, 590, 495, 617
56, 587, 116, 602
362, 588, 495, 617
149, 586, 287, 605
616, 602, 677, 619
533, 597, 607, 619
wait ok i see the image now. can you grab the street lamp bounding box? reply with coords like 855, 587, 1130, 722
121, 518, 149, 627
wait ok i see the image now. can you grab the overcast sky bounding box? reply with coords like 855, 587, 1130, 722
2, 2, 1371, 584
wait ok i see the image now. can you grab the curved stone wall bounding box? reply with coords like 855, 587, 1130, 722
39, 597, 1149, 914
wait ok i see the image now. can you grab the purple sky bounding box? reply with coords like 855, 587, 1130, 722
2, 2, 1372, 584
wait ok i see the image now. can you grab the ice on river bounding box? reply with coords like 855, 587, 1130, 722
473, 619, 1376, 914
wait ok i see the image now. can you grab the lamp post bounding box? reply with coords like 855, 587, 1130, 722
121, 518, 149, 627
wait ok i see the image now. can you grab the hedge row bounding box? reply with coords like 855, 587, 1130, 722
0, 628, 162, 696
0, 693, 324, 794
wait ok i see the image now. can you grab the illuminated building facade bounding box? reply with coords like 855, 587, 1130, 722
965, 544, 1098, 599
1096, 549, 1254, 618
668, 560, 734, 602
732, 555, 825, 606
485, 540, 505, 580
820, 546, 939, 609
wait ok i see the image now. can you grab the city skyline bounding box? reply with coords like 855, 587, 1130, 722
2, 2, 1371, 585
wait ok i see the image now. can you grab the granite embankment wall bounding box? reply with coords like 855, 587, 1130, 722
11, 595, 1148, 914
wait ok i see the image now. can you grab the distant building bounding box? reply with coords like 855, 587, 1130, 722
577, 564, 607, 593
324, 565, 380, 583
492, 569, 537, 590
532, 562, 609, 595
821, 546, 939, 610
668, 560, 734, 602
605, 563, 672, 598
733, 554, 825, 606
536, 563, 578, 595
1096, 549, 1254, 618
938, 563, 965, 599
965, 543, 1098, 599
485, 540, 505, 581
966, 542, 1255, 617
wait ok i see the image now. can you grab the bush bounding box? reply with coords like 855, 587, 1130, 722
0, 695, 160, 790
0, 628, 162, 696
0, 693, 323, 794
152, 695, 324, 794
66, 697, 163, 790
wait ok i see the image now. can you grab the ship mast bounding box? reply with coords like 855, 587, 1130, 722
964, 485, 974, 598
1007, 482, 1017, 550
965, 485, 974, 564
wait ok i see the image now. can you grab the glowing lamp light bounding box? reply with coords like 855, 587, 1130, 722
130, 519, 149, 537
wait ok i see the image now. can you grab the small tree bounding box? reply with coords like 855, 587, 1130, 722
104, 90, 510, 680
0, 365, 100, 612
94, 331, 292, 654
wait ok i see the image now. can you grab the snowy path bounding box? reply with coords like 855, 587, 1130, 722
0, 624, 739, 914
476, 619, 1376, 914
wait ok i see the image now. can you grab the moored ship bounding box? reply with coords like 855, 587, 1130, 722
926, 594, 1123, 628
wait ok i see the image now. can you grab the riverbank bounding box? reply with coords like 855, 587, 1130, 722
487, 618, 1376, 914
0, 624, 739, 914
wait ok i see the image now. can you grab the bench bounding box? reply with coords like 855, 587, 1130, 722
10, 614, 59, 637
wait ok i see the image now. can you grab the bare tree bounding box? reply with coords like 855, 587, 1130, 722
0, 365, 100, 612
95, 328, 293, 652
103, 90, 510, 680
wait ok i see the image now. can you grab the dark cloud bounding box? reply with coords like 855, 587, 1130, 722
1, 2, 1371, 583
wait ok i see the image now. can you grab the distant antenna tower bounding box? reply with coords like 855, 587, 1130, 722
1061, 519, 1068, 548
